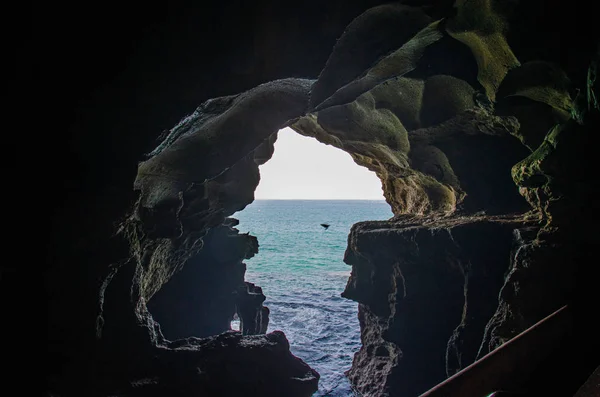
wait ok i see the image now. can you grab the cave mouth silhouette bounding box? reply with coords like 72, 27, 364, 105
143, 125, 392, 394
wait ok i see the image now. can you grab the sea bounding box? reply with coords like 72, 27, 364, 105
233, 200, 393, 397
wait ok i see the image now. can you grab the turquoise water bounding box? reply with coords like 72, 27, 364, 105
233, 200, 393, 396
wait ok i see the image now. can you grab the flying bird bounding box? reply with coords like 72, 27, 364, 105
320, 223, 330, 230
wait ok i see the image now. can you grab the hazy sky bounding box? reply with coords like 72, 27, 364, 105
254, 127, 385, 200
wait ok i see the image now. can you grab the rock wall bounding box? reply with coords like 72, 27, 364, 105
93, 79, 320, 396
147, 220, 260, 339
41, 0, 599, 396
313, 2, 599, 396
342, 215, 536, 395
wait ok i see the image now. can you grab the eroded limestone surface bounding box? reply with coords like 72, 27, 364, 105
89, 1, 598, 396
96, 79, 320, 396
341, 214, 536, 396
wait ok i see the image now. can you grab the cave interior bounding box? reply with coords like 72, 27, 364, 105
34, 0, 600, 396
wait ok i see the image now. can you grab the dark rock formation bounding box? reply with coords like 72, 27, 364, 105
118, 78, 311, 337
309, 3, 433, 110
293, 6, 533, 217
147, 221, 258, 339
87, 79, 318, 396
479, 62, 600, 358
94, 222, 316, 396
43, 15, 336, 391
341, 215, 536, 396
235, 282, 270, 335
97, 331, 318, 397
307, 1, 597, 396
41, 0, 599, 396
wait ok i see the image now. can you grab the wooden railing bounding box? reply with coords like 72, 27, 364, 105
419, 305, 572, 397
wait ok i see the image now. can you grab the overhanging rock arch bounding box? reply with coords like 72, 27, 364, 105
96, 1, 593, 396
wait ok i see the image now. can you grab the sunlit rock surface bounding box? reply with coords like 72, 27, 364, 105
293, 5, 534, 216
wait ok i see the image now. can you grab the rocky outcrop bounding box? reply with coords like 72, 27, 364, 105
95, 224, 316, 397
341, 215, 536, 396
120, 77, 313, 322
89, 79, 319, 396
147, 221, 259, 339
308, 3, 434, 109
293, 5, 533, 216
235, 282, 270, 336
305, 2, 597, 396
96, 331, 318, 397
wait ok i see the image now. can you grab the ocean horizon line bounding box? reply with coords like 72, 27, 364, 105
252, 198, 387, 201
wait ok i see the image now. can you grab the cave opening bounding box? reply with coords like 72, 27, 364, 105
232, 127, 393, 396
